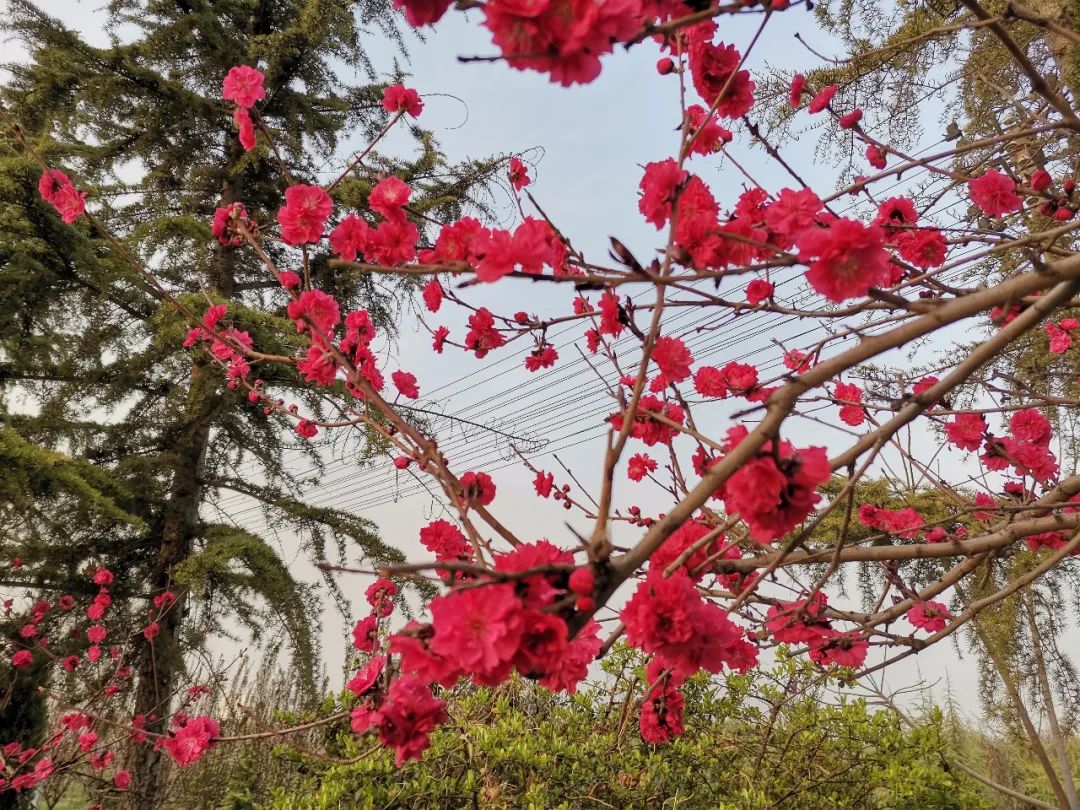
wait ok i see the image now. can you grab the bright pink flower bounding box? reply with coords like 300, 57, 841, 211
687, 40, 755, 118
420, 216, 487, 263
533, 470, 554, 497
419, 520, 471, 562
788, 73, 806, 107
638, 159, 687, 229
539, 619, 601, 694
164, 716, 219, 766
375, 675, 447, 766
494, 540, 574, 609
212, 202, 252, 247
808, 630, 868, 668
944, 412, 986, 451
508, 157, 531, 190
721, 435, 830, 542
912, 375, 939, 396
838, 108, 863, 128
391, 370, 419, 399
428, 584, 522, 685
365, 217, 419, 266
652, 336, 693, 383
866, 143, 887, 169
459, 471, 496, 506
765, 594, 831, 645
39, 170, 86, 223
874, 197, 918, 230
287, 289, 340, 338
764, 188, 822, 243
369, 176, 411, 221
640, 682, 685, 744
524, 344, 559, 371
86, 625, 107, 644
432, 325, 449, 353
464, 308, 505, 358
1030, 169, 1052, 192
92, 567, 114, 586
393, 0, 452, 25
649, 519, 725, 581
11, 650, 32, 669
1010, 408, 1052, 445
834, 382, 865, 426
382, 84, 423, 117
114, 770, 131, 790
1046, 323, 1072, 354
346, 655, 385, 698
858, 505, 924, 538
365, 578, 397, 609
627, 453, 657, 482
684, 104, 732, 156
796, 218, 891, 302
745, 278, 773, 304
609, 395, 685, 447
296, 419, 318, 439
906, 601, 950, 633
969, 170, 1022, 217
143, 622, 160, 641
222, 65, 265, 108
329, 215, 371, 261
233, 107, 256, 151
896, 228, 947, 268
568, 567, 595, 596
482, 0, 638, 87
422, 279, 443, 312
622, 570, 755, 679
353, 615, 378, 653
277, 184, 333, 246
807, 84, 837, 114
622, 571, 698, 656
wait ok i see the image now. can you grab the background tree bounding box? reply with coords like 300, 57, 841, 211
0, 1, 499, 805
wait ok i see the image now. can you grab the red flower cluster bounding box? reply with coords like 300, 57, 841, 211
687, 39, 755, 119
694, 362, 759, 399
482, 0, 642, 86
508, 156, 531, 191
222, 65, 265, 108
833, 382, 865, 426
164, 715, 219, 767
278, 184, 333, 246
906, 601, 950, 633
382, 84, 423, 117
391, 542, 600, 696
38, 170, 86, 224
795, 218, 892, 302
647, 519, 725, 580
969, 170, 1022, 217
857, 504, 925, 538
622, 569, 757, 679
609, 395, 685, 447
719, 427, 831, 542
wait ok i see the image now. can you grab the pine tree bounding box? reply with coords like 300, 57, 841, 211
0, 2, 499, 806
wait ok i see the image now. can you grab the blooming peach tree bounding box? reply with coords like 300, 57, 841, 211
6, 0, 1080, 801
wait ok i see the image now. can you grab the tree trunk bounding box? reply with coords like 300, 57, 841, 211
127, 136, 241, 809
128, 358, 214, 810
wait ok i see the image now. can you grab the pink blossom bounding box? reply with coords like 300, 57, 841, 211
277, 184, 333, 246
164, 716, 219, 766
382, 84, 423, 117
222, 65, 265, 108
